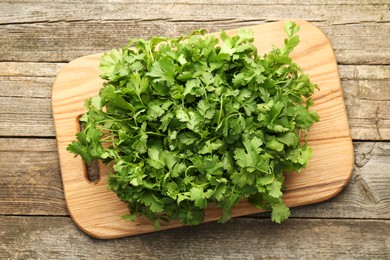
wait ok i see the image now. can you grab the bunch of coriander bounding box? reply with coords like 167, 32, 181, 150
68, 22, 319, 228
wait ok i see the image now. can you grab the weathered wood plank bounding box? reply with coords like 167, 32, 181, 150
1, 138, 389, 219
341, 65, 390, 139
0, 62, 60, 99
0, 96, 54, 137
1, 1, 389, 25
339, 65, 390, 80
339, 65, 390, 139
346, 99, 390, 140
0, 62, 63, 77
0, 216, 389, 259
0, 76, 52, 98
0, 138, 67, 215
2, 0, 390, 5
0, 20, 389, 64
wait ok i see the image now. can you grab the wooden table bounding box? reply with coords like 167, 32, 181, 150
1, 1, 389, 258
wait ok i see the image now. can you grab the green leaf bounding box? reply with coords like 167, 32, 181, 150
178, 132, 198, 145
285, 21, 299, 37
99, 49, 123, 80
66, 141, 93, 164
177, 193, 190, 204
295, 105, 320, 129
90, 96, 102, 110
161, 150, 177, 171
266, 137, 284, 152
129, 72, 149, 96
147, 146, 165, 169
267, 181, 283, 198
171, 162, 186, 178
197, 99, 215, 120
231, 170, 248, 187
277, 132, 299, 147
220, 40, 235, 55
146, 56, 177, 85
142, 192, 165, 213
282, 29, 300, 55
190, 187, 207, 209
147, 104, 165, 120
186, 111, 201, 131
159, 111, 174, 131
271, 203, 290, 224
237, 29, 254, 44
178, 206, 204, 225
176, 108, 190, 122
165, 181, 179, 198
198, 140, 223, 154
233, 148, 249, 169
234, 137, 264, 172
257, 174, 275, 186
132, 133, 148, 154
297, 145, 313, 166
101, 85, 134, 111
178, 54, 187, 65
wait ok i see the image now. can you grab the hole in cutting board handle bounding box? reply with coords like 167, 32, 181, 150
85, 160, 101, 183
77, 114, 101, 184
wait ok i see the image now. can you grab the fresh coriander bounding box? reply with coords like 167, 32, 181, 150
67, 22, 319, 227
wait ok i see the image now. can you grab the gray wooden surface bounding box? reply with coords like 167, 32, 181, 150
1, 1, 389, 259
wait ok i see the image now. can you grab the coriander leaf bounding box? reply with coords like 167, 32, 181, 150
176, 108, 190, 122
147, 56, 177, 85
178, 132, 198, 145
67, 141, 93, 164
271, 203, 291, 224
142, 192, 165, 213
282, 22, 300, 55
190, 187, 208, 209
285, 21, 299, 37
99, 49, 123, 80
198, 140, 223, 154
197, 99, 215, 120
128, 72, 149, 97
90, 96, 102, 110
236, 29, 254, 44
147, 104, 165, 120
266, 136, 284, 152
277, 132, 299, 147
178, 206, 205, 225
267, 181, 283, 198
132, 132, 148, 154
231, 170, 249, 187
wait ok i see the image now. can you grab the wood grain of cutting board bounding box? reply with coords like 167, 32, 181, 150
52, 20, 354, 239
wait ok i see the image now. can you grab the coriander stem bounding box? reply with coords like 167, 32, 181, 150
215, 112, 241, 131
217, 95, 224, 126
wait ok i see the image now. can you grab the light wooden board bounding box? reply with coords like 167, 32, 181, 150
52, 20, 354, 239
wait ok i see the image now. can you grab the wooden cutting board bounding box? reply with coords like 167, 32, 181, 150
52, 20, 354, 239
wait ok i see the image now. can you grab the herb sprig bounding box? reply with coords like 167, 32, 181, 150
67, 22, 319, 228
